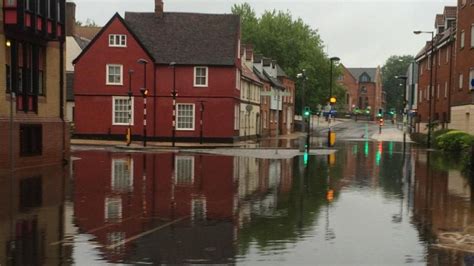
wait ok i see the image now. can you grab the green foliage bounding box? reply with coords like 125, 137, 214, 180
382, 55, 414, 111
232, 3, 344, 114
410, 132, 427, 146
435, 131, 474, 153
75, 18, 99, 27
432, 128, 455, 140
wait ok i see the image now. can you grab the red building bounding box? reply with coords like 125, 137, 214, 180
73, 0, 242, 143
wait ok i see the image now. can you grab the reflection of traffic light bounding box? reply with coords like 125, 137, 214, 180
327, 189, 334, 202
364, 141, 369, 157
376, 142, 383, 166
329, 153, 336, 166
304, 152, 309, 166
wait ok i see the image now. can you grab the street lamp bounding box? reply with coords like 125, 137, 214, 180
328, 56, 340, 147
127, 69, 134, 146
396, 75, 408, 148
137, 59, 148, 147
170, 62, 177, 147
297, 70, 307, 132
414, 30, 435, 148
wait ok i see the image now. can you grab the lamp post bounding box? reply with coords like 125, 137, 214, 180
297, 70, 307, 149
414, 30, 435, 149
396, 75, 408, 149
138, 59, 148, 147
328, 57, 340, 147
170, 62, 177, 147
127, 69, 134, 146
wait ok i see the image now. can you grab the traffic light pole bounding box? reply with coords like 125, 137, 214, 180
306, 116, 311, 152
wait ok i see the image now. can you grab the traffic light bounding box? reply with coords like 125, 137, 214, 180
327, 189, 334, 202
303, 106, 311, 117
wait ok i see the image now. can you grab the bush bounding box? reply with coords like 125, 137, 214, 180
433, 128, 455, 139
410, 132, 427, 145
435, 131, 474, 153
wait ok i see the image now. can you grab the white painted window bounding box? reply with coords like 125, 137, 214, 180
109, 34, 127, 47
236, 69, 241, 90
237, 39, 241, 59
191, 197, 207, 222
470, 69, 474, 91
107, 232, 125, 254
445, 81, 448, 98
460, 73, 464, 89
471, 24, 474, 48
106, 64, 123, 85
175, 156, 194, 185
446, 47, 450, 63
194, 67, 208, 87
234, 104, 240, 130
176, 103, 195, 130
437, 84, 440, 99
461, 30, 465, 49
113, 96, 133, 125
112, 158, 134, 192
438, 50, 441, 66
105, 197, 122, 222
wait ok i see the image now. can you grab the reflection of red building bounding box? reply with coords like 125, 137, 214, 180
73, 151, 294, 264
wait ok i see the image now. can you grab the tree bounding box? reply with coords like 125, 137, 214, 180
382, 55, 414, 111
232, 4, 344, 114
75, 18, 99, 27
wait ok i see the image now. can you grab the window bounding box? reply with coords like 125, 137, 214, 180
175, 156, 194, 185
427, 55, 431, 70
263, 111, 267, 129
437, 84, 440, 99
234, 105, 240, 130
445, 81, 448, 98
460, 73, 464, 89
191, 197, 207, 222
470, 69, 474, 91
38, 71, 44, 95
20, 176, 42, 210
461, 30, 465, 49
106, 64, 123, 85
176, 104, 195, 130
105, 197, 122, 222
109, 34, 127, 47
359, 74, 370, 83
20, 124, 42, 156
194, 67, 208, 87
18, 67, 23, 92
471, 25, 474, 48
446, 47, 450, 63
438, 50, 441, 66
112, 158, 134, 192
113, 97, 133, 125
236, 69, 240, 90
5, 0, 15, 7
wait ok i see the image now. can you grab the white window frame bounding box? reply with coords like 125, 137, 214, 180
471, 24, 474, 48
437, 84, 440, 99
111, 158, 134, 192
112, 96, 134, 126
234, 104, 240, 130
194, 66, 208, 87
175, 156, 195, 185
461, 30, 465, 49
460, 73, 464, 89
176, 103, 195, 131
109, 34, 127, 47
446, 47, 449, 63
106, 64, 123, 85
105, 197, 122, 222
445, 81, 448, 98
236, 69, 241, 90
470, 68, 474, 91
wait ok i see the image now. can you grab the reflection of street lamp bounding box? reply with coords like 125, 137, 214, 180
137, 59, 148, 147
170, 62, 177, 147
414, 31, 435, 149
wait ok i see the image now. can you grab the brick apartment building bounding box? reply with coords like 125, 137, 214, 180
338, 65, 384, 119
414, 2, 474, 133
0, 0, 68, 172
415, 6, 456, 132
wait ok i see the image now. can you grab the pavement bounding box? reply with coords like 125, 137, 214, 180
370, 126, 412, 142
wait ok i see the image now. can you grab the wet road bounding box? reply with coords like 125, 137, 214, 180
1, 140, 474, 265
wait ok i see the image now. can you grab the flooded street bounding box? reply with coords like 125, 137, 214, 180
1, 141, 474, 265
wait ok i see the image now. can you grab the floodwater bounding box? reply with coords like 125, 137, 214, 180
1, 141, 474, 265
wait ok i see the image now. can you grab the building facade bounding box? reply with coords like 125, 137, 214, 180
0, 0, 68, 172
74, 1, 243, 143
339, 65, 384, 120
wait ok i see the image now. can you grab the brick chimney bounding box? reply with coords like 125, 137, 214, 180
155, 0, 164, 17
245, 44, 254, 62
66, 1, 76, 36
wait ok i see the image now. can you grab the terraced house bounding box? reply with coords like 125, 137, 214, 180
0, 0, 68, 171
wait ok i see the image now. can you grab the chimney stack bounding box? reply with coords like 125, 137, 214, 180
155, 0, 164, 17
66, 1, 76, 36
245, 44, 254, 62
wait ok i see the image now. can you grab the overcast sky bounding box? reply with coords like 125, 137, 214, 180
73, 0, 456, 67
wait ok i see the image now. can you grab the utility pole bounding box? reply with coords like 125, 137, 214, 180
138, 59, 148, 147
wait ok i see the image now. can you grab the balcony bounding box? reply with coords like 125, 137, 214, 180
3, 0, 65, 41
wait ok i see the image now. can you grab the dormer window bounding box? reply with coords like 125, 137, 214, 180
109, 34, 127, 47
359, 73, 371, 83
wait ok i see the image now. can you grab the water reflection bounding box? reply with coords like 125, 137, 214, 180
6, 141, 474, 264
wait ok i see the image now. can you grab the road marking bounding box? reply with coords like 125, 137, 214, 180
106, 216, 189, 250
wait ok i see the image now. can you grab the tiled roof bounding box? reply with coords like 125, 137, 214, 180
347, 68, 377, 82
263, 70, 285, 89
76, 26, 101, 40
276, 64, 288, 78
253, 67, 270, 83
73, 35, 91, 50
444, 6, 457, 19
241, 64, 262, 85
124, 12, 239, 65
